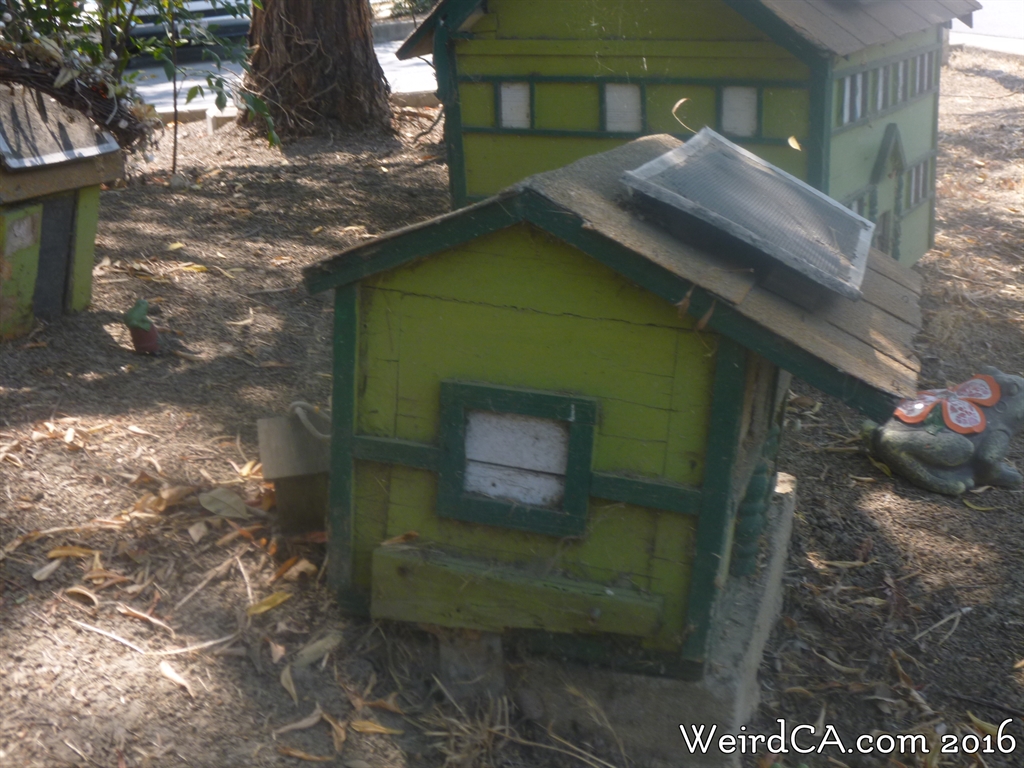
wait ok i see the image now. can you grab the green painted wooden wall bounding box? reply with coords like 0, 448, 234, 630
352, 224, 718, 651
450, 0, 810, 202
0, 204, 43, 338
829, 29, 941, 265
0, 186, 101, 338
436, 0, 945, 265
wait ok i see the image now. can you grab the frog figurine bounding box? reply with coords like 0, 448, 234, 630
863, 366, 1024, 496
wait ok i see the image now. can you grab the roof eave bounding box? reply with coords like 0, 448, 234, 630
395, 0, 484, 60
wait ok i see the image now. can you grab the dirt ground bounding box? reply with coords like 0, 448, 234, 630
0, 47, 1021, 768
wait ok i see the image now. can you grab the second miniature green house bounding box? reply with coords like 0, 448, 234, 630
398, 0, 980, 264
304, 135, 921, 678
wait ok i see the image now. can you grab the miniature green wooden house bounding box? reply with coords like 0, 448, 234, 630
397, 0, 979, 265
0, 86, 124, 339
304, 135, 921, 678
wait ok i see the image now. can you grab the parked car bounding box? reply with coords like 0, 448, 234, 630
131, 1, 249, 41
82, 1, 249, 43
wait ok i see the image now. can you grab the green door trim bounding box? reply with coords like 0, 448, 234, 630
326, 283, 360, 610
682, 337, 747, 663
436, 380, 598, 538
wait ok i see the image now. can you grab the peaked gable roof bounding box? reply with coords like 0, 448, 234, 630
397, 0, 980, 61
305, 135, 921, 422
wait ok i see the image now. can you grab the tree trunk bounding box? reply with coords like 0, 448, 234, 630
244, 0, 390, 134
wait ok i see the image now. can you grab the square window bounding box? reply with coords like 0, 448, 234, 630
463, 410, 569, 508
499, 82, 531, 129
604, 83, 642, 133
438, 381, 598, 537
722, 86, 758, 137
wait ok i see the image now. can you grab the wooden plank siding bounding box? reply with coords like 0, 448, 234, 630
349, 224, 713, 647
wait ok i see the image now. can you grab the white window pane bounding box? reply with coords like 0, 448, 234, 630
604, 83, 642, 132
464, 462, 566, 508
722, 86, 758, 137
465, 411, 569, 475
463, 410, 570, 508
500, 82, 530, 129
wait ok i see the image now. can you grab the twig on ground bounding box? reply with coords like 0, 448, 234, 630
150, 633, 239, 657
912, 607, 972, 642
173, 545, 246, 612
69, 619, 147, 654
944, 693, 1024, 719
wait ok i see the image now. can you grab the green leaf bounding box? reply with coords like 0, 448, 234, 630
215, 91, 227, 111
185, 85, 202, 104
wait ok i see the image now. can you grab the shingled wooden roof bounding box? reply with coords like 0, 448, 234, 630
397, 0, 980, 60
757, 0, 981, 57
305, 135, 922, 421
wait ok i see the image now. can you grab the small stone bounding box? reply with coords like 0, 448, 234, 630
168, 173, 189, 191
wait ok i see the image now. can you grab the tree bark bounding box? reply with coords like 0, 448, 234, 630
244, 0, 390, 134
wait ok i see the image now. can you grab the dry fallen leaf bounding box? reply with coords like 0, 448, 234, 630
322, 711, 348, 752
269, 641, 286, 664
283, 558, 318, 582
813, 650, 865, 676
127, 425, 158, 437
159, 660, 194, 697
118, 603, 175, 636
48, 546, 96, 559
166, 242, 185, 251
159, 485, 196, 507
1014, 658, 1024, 670
199, 487, 251, 519
294, 630, 344, 669
32, 558, 64, 581
187, 521, 209, 544
963, 499, 998, 511
349, 719, 403, 736
820, 558, 876, 569
280, 664, 298, 705
367, 692, 404, 715
788, 135, 802, 151
273, 704, 323, 736
967, 711, 1000, 737
271, 556, 300, 584
247, 591, 292, 616
310, 225, 324, 235
851, 597, 888, 608
65, 586, 100, 609
276, 747, 332, 762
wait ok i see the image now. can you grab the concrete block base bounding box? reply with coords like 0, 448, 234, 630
510, 473, 797, 768
207, 106, 239, 135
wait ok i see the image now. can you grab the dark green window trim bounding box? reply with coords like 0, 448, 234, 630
437, 380, 599, 538
435, 23, 468, 207
351, 436, 704, 518
327, 283, 359, 595
460, 74, 807, 88
461, 125, 793, 146
590, 472, 701, 517
682, 337, 748, 664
